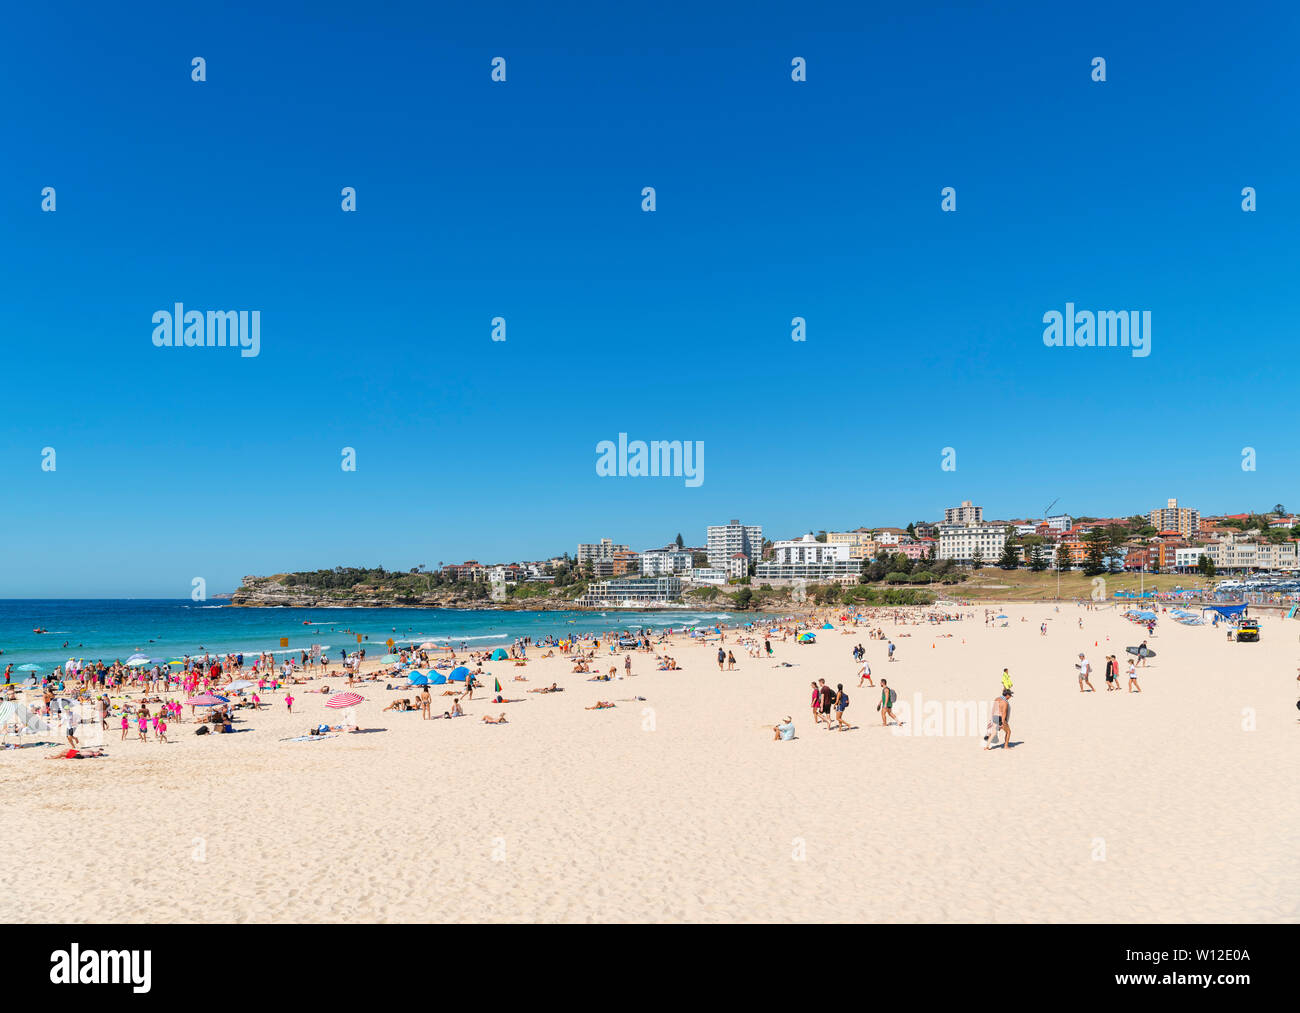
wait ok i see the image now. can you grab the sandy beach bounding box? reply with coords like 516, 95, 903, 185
1, 601, 1295, 923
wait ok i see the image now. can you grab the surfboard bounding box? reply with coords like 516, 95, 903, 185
1125, 645, 1156, 658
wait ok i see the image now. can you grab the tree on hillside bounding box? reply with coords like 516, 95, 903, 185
1028, 541, 1047, 572
1273, 503, 1286, 516
1055, 542, 1072, 572
675, 533, 685, 549
1083, 530, 1108, 576
906, 522, 916, 538
997, 531, 1020, 570
971, 547, 985, 570
734, 586, 754, 610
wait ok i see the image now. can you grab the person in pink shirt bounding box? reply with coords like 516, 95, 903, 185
285, 693, 294, 713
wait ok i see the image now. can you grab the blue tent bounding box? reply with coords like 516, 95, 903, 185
1203, 604, 1247, 617
429, 673, 447, 685
821, 622, 834, 629
448, 666, 471, 681
408, 672, 429, 685
490, 648, 508, 660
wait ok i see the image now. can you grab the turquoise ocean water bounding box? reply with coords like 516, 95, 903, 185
0, 601, 735, 676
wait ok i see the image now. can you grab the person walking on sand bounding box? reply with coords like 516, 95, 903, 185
285, 692, 295, 713
717, 647, 726, 672
819, 679, 835, 726
1076, 653, 1095, 693
887, 640, 896, 663
857, 658, 873, 687
833, 683, 851, 731
1127, 658, 1141, 693
878, 679, 898, 726
810, 681, 823, 727
985, 689, 1012, 751
624, 654, 632, 678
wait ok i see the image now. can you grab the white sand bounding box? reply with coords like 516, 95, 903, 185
1, 602, 1296, 923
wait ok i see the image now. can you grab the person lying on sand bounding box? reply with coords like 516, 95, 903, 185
482, 713, 507, 724
47, 747, 106, 759
382, 698, 415, 712
513, 675, 529, 682
585, 701, 615, 710
528, 683, 563, 694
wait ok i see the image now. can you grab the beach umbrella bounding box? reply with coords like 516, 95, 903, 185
448, 666, 470, 681
17, 664, 41, 672
821, 622, 834, 629
185, 694, 228, 707
326, 692, 364, 709
226, 680, 255, 691
125, 658, 151, 667
379, 654, 400, 664
418, 642, 437, 650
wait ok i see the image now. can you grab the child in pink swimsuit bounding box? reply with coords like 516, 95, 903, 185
285, 694, 294, 713
121, 715, 129, 741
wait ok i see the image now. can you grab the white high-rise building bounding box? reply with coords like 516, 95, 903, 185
707, 520, 763, 569
577, 538, 628, 565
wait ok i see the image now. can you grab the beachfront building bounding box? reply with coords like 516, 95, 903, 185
706, 520, 763, 569
944, 501, 983, 525
639, 549, 693, 576
574, 576, 683, 607
689, 568, 727, 585
874, 527, 909, 546
1174, 546, 1209, 572
1148, 499, 1200, 540
590, 550, 639, 579
577, 538, 630, 565
756, 535, 861, 581
1202, 538, 1300, 574
727, 553, 749, 579
826, 528, 877, 559
937, 522, 1006, 564
898, 539, 935, 561
1046, 514, 1073, 533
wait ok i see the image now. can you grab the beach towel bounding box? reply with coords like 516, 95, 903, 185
281, 734, 339, 742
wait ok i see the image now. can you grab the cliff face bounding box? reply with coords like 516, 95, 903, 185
229, 575, 580, 610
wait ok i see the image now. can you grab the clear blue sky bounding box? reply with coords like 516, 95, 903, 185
2, 1, 1296, 596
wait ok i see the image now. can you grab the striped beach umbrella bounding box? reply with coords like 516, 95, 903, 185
185, 694, 227, 707
326, 692, 364, 709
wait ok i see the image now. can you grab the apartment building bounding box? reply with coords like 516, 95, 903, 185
706, 520, 763, 569
1148, 499, 1200, 539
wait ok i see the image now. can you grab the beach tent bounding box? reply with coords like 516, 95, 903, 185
1203, 604, 1247, 618
428, 673, 447, 685
490, 649, 508, 660
0, 701, 50, 735
407, 672, 430, 685
1287, 606, 1299, 620
821, 622, 834, 629
448, 666, 471, 682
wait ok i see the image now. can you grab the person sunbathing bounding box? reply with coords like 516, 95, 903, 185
48, 747, 106, 759
482, 713, 507, 724
382, 698, 413, 712
450, 699, 464, 716
585, 701, 615, 710
588, 674, 611, 682
528, 683, 562, 693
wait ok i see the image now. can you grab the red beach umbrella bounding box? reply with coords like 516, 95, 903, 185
186, 694, 226, 706
326, 692, 364, 709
